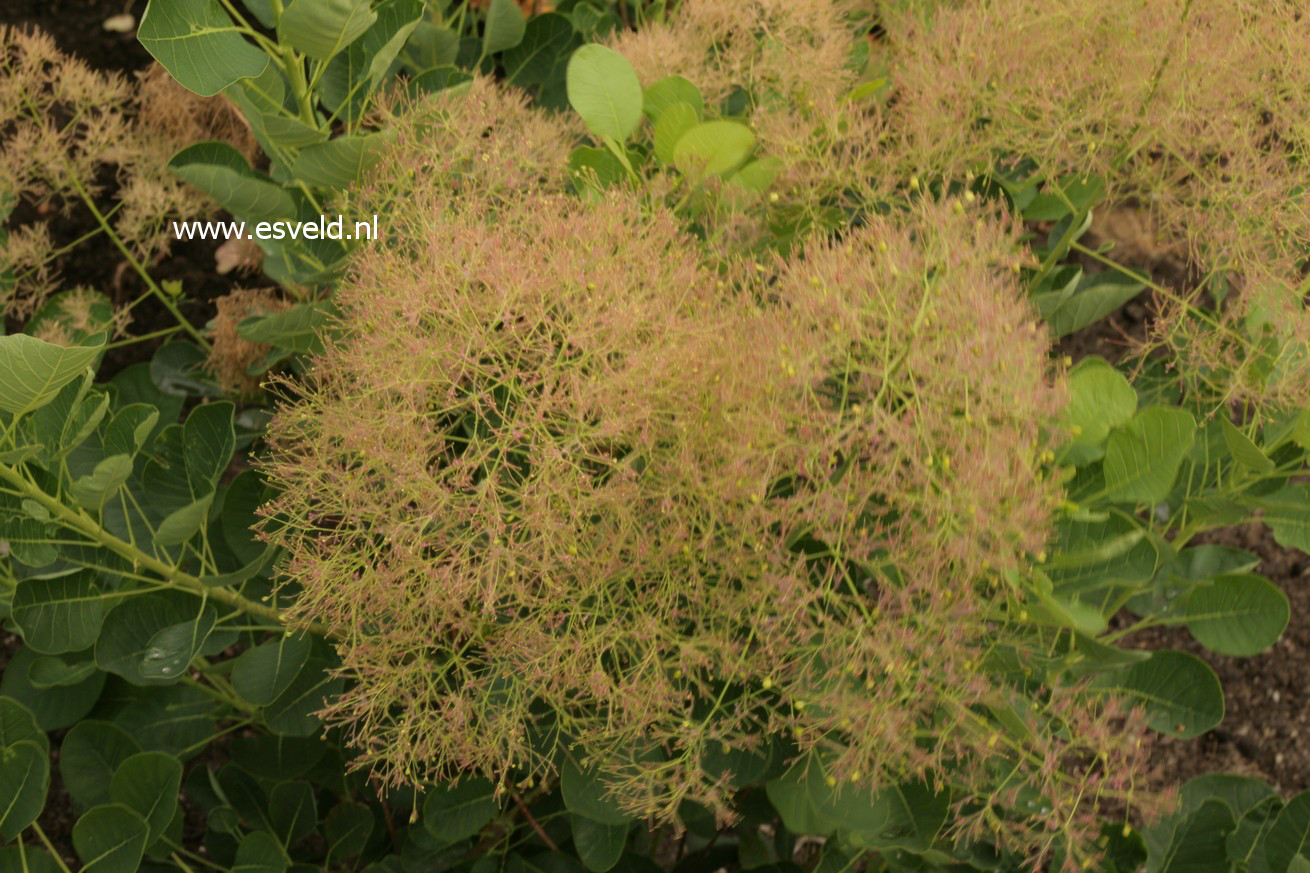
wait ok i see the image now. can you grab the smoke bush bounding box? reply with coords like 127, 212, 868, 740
878, 0, 1310, 407
262, 81, 1152, 857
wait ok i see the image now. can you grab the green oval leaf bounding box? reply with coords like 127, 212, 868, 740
0, 741, 49, 841
109, 752, 183, 844
1186, 573, 1289, 656
1266, 792, 1310, 873
139, 610, 217, 680
279, 0, 377, 60
1102, 650, 1223, 738
70, 454, 135, 509
1102, 407, 1197, 504
0, 334, 103, 417
642, 75, 703, 122
139, 0, 270, 96
673, 120, 756, 180
566, 44, 642, 142
232, 634, 313, 706
270, 780, 317, 845
503, 13, 576, 86
570, 814, 627, 872
1061, 357, 1136, 464
72, 804, 150, 873
59, 721, 141, 808
324, 802, 373, 864
169, 142, 297, 223
291, 132, 393, 190
483, 0, 526, 55
0, 695, 49, 755
560, 757, 634, 827
652, 102, 698, 166
154, 492, 216, 548
12, 570, 108, 654
233, 831, 287, 873
422, 778, 498, 844
1, 645, 105, 731
96, 593, 211, 686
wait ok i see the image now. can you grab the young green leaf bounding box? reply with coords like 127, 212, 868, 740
279, 0, 377, 60
138, 609, 218, 680
642, 75, 703, 122
566, 45, 643, 142
483, 0, 527, 56
96, 594, 212, 686
1221, 417, 1275, 473
70, 455, 135, 509
652, 102, 698, 166
1061, 357, 1136, 464
673, 120, 756, 180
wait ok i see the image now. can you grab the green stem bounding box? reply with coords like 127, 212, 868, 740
64, 175, 211, 351
30, 824, 75, 873
0, 462, 332, 637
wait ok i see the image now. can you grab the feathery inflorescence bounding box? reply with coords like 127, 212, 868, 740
877, 0, 1310, 408
261, 79, 1153, 861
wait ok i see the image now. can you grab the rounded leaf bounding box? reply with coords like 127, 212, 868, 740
12, 570, 108, 654
232, 634, 313, 707
642, 75, 703, 122
560, 758, 634, 827
138, 0, 270, 95
422, 778, 497, 844
0, 334, 103, 416
1266, 792, 1310, 873
1105, 650, 1223, 738
0, 644, 105, 731
1185, 573, 1289, 656
570, 814, 627, 872
673, 120, 756, 179
59, 720, 141, 808
652, 102, 698, 166
0, 741, 49, 841
566, 44, 643, 142
72, 804, 150, 873
109, 752, 183, 844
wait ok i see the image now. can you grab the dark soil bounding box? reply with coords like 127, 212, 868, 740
4, 0, 153, 73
